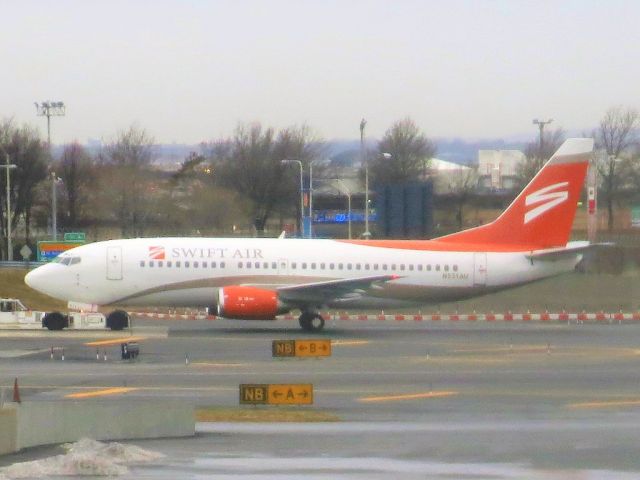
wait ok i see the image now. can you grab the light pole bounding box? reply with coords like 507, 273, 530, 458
50, 172, 62, 241
532, 118, 553, 160
334, 179, 352, 239
309, 161, 317, 239
35, 101, 66, 147
360, 119, 370, 239
1, 152, 17, 261
281, 159, 303, 237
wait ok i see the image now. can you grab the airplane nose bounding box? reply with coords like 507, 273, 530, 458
24, 268, 42, 290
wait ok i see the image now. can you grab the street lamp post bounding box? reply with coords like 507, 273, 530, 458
1, 153, 17, 261
360, 119, 370, 239
50, 172, 62, 241
281, 159, 303, 237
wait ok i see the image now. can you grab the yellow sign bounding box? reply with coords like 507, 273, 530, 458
272, 340, 296, 357
272, 339, 332, 358
295, 339, 331, 357
239, 384, 313, 405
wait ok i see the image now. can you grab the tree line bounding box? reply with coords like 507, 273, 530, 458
0, 108, 637, 259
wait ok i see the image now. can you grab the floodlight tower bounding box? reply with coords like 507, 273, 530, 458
532, 118, 553, 157
35, 101, 66, 147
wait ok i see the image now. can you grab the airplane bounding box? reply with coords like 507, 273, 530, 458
26, 138, 594, 332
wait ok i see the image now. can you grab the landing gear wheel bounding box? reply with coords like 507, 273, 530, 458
298, 312, 325, 332
43, 311, 68, 330
106, 310, 130, 331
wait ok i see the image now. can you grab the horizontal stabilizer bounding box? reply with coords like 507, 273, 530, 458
525, 241, 613, 261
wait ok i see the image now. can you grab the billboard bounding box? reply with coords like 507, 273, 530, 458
37, 241, 85, 262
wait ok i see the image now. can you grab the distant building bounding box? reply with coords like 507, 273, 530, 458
478, 150, 525, 191
427, 158, 473, 194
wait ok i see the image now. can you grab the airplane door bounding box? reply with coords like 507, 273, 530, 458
277, 258, 288, 275
473, 253, 487, 287
106, 246, 123, 280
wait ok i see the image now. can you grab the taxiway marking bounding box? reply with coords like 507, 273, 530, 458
568, 399, 640, 409
358, 391, 458, 403
84, 336, 146, 347
65, 387, 139, 399
332, 340, 370, 347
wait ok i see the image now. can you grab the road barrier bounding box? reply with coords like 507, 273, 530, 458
132, 310, 640, 324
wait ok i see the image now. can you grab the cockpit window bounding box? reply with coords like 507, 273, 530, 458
54, 256, 81, 266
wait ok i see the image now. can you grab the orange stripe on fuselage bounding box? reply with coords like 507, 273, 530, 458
337, 240, 539, 253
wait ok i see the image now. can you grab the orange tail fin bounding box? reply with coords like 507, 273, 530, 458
436, 138, 593, 249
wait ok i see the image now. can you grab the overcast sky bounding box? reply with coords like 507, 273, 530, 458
1, 0, 638, 145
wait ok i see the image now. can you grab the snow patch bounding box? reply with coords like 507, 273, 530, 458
1, 438, 164, 478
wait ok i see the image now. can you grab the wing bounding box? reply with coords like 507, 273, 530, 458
277, 275, 400, 305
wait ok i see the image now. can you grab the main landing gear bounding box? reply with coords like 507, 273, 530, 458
298, 311, 325, 332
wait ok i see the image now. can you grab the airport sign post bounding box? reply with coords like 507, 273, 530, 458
272, 339, 332, 358
239, 384, 313, 405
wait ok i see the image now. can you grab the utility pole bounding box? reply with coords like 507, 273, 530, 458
361, 118, 370, 239
532, 118, 553, 161
51, 172, 61, 241
1, 153, 17, 260
35, 101, 66, 147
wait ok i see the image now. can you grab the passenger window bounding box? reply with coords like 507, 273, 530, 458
176, 261, 181, 267
436, 265, 440, 271
321, 263, 326, 269
444, 265, 449, 271
271, 262, 277, 269
330, 263, 335, 270
139, 261, 145, 267
246, 261, 251, 268
427, 265, 431, 271
365, 264, 370, 270
356, 264, 361, 270
238, 262, 243, 268
292, 262, 297, 269
374, 264, 379, 270
391, 264, 396, 270
202, 261, 207, 268
400, 265, 405, 271
255, 262, 260, 269
193, 261, 198, 268
158, 261, 163, 267
149, 261, 154, 267
338, 263, 343, 270
212, 262, 217, 268
185, 261, 190, 268
409, 265, 414, 271
220, 262, 225, 268
311, 263, 316, 269
347, 264, 352, 270
302, 263, 307, 269
418, 265, 423, 271
263, 262, 269, 269
167, 261, 172, 267
453, 265, 458, 272
382, 264, 387, 271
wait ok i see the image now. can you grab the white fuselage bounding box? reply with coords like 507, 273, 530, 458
25, 237, 580, 310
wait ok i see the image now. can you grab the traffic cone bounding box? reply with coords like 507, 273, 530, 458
12, 377, 21, 403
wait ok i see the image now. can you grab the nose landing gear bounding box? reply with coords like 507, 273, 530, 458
298, 311, 325, 332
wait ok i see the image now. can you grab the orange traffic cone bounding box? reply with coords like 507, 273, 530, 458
12, 377, 21, 403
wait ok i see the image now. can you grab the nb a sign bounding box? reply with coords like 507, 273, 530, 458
272, 339, 332, 358
239, 384, 313, 405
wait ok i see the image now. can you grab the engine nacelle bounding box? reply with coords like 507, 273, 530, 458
217, 286, 287, 320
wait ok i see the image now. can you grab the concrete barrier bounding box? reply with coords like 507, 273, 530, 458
0, 405, 17, 455
0, 400, 194, 455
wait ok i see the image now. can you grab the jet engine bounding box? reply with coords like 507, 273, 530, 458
216, 286, 288, 320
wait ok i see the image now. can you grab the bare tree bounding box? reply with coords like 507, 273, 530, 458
446, 166, 480, 230
370, 118, 436, 186
215, 123, 323, 234
595, 106, 639, 231
516, 128, 565, 187
100, 125, 156, 237
56, 142, 95, 229
0, 119, 48, 257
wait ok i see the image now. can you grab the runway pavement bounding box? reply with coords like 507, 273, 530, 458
3, 317, 640, 477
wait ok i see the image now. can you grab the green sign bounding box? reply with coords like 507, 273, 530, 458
64, 232, 86, 241
632, 206, 640, 228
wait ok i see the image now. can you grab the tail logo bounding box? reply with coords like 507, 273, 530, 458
524, 182, 568, 224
